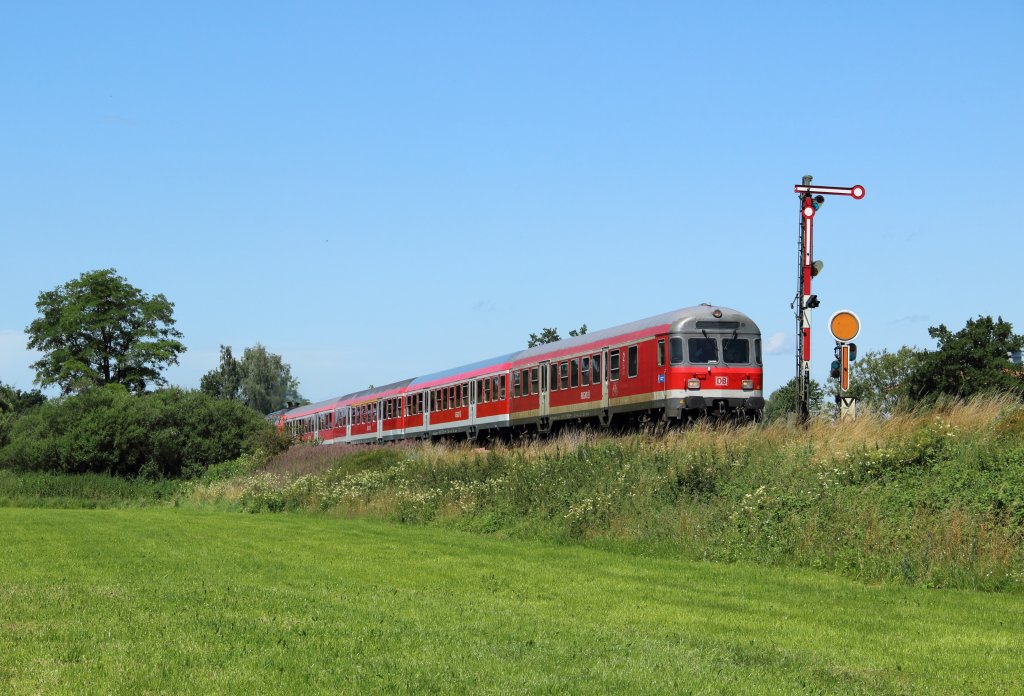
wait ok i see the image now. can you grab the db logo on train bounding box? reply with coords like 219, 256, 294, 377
715, 376, 729, 386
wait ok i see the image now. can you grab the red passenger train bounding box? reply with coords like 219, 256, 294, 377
277, 304, 764, 444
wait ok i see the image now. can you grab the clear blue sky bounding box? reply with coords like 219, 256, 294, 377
2, 2, 1022, 401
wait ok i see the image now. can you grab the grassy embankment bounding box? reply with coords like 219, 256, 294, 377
2, 396, 1022, 591
178, 396, 1024, 592
2, 507, 1022, 694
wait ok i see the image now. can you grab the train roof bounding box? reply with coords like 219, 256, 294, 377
408, 352, 520, 389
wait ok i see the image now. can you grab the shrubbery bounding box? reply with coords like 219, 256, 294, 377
0, 385, 284, 478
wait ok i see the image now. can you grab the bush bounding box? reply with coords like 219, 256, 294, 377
0, 385, 275, 479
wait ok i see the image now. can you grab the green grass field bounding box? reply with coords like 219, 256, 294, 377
2, 508, 1021, 694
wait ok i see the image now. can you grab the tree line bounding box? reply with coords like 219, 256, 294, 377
1, 269, 298, 478
12, 268, 303, 413
764, 315, 1024, 420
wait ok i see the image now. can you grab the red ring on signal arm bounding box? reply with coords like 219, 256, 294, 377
802, 206, 815, 219
851, 185, 865, 199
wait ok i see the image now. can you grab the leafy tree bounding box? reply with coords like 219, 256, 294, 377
201, 343, 302, 414
25, 269, 186, 395
0, 383, 47, 449
832, 347, 921, 416
763, 377, 826, 422
200, 346, 243, 400
528, 324, 587, 348
905, 316, 1023, 400
0, 382, 46, 415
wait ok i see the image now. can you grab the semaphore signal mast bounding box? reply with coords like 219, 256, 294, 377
792, 175, 865, 422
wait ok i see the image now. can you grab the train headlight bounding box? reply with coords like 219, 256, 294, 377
742, 380, 754, 391
687, 379, 701, 390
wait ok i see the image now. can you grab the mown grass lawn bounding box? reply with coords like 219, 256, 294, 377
1, 508, 1020, 694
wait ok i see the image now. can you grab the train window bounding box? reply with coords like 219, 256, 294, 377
499, 375, 506, 400
755, 339, 762, 365
550, 364, 558, 391
532, 367, 540, 394
670, 337, 684, 365
581, 357, 590, 386
592, 354, 600, 383
443, 388, 450, 411
658, 340, 665, 367
723, 339, 749, 364
688, 338, 718, 364
610, 350, 620, 381
417, 393, 424, 413
462, 383, 469, 407
628, 346, 638, 378
570, 359, 579, 388
513, 371, 521, 398
484, 378, 491, 403
560, 362, 569, 390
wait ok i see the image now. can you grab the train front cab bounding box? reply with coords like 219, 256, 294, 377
663, 313, 764, 420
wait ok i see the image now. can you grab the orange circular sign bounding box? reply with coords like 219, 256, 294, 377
829, 311, 861, 342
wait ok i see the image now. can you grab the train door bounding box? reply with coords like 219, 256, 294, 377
539, 360, 550, 422
376, 399, 383, 440
601, 347, 610, 410
469, 380, 477, 429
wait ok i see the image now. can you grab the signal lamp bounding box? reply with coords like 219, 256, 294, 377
830, 360, 841, 380
813, 194, 825, 211
848, 343, 857, 361
805, 295, 821, 309
811, 260, 824, 277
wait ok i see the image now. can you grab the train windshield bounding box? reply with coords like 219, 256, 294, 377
688, 338, 718, 364
722, 338, 749, 364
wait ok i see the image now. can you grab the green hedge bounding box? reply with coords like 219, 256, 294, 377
0, 385, 279, 479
